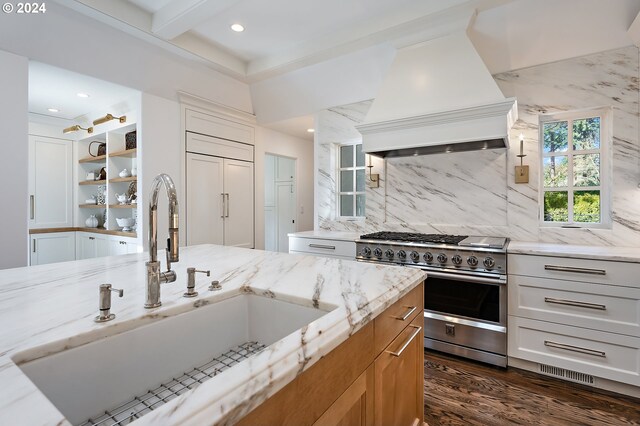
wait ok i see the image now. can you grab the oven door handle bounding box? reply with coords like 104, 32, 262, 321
424, 270, 506, 285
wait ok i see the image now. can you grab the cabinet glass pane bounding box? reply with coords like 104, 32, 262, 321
356, 169, 365, 191
355, 144, 365, 167
573, 117, 600, 150
356, 194, 366, 216
543, 121, 568, 153
340, 145, 353, 168
543, 156, 568, 187
340, 195, 354, 216
340, 170, 353, 192
574, 190, 600, 223
543, 191, 568, 222
573, 154, 600, 187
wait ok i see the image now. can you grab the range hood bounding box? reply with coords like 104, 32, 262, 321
356, 32, 517, 158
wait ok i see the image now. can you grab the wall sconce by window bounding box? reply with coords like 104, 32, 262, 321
515, 133, 529, 184
63, 124, 93, 134
366, 154, 380, 188
93, 113, 126, 126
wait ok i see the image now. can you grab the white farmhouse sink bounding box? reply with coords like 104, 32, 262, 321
16, 294, 333, 425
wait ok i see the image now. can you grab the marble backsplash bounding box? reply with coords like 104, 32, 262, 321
315, 46, 640, 246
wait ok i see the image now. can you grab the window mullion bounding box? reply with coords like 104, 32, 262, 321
567, 119, 575, 223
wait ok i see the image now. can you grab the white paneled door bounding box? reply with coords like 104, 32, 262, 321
276, 182, 296, 252
186, 153, 224, 246
224, 159, 254, 248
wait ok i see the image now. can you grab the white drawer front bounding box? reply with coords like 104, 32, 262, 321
289, 251, 353, 261
289, 237, 355, 258
509, 275, 640, 336
185, 109, 254, 144
186, 132, 254, 162
509, 254, 640, 287
508, 316, 640, 386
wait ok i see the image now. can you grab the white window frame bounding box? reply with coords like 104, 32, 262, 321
538, 107, 611, 228
337, 141, 366, 219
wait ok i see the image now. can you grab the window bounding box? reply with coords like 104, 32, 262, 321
539, 108, 609, 226
338, 143, 366, 217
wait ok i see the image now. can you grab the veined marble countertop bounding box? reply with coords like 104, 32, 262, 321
508, 241, 640, 263
288, 230, 360, 241
0, 244, 425, 425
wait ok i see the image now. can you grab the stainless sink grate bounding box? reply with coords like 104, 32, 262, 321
78, 341, 266, 426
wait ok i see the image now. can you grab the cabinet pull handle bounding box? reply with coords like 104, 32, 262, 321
392, 306, 417, 321
30, 195, 34, 220
32, 239, 36, 253
308, 244, 335, 250
89, 237, 95, 240
544, 297, 606, 311
544, 340, 606, 358
221, 193, 225, 218
544, 265, 606, 275
386, 325, 422, 357
225, 193, 230, 218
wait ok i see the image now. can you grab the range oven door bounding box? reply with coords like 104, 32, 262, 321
422, 270, 507, 366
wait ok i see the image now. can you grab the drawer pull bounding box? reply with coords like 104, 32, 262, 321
544, 340, 606, 358
544, 265, 606, 275
392, 305, 417, 321
386, 325, 422, 357
308, 244, 336, 250
544, 297, 606, 311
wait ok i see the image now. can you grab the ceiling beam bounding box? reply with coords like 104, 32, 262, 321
152, 0, 240, 39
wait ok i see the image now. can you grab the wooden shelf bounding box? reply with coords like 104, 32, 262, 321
79, 154, 107, 163
109, 176, 137, 183
109, 148, 137, 158
79, 204, 106, 208
109, 204, 137, 209
79, 179, 107, 186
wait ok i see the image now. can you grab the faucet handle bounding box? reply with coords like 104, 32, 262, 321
185, 267, 210, 298
95, 284, 124, 323
165, 238, 172, 272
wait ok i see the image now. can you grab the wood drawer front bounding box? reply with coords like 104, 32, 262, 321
186, 132, 254, 162
509, 254, 640, 287
289, 237, 355, 258
374, 284, 423, 355
508, 316, 640, 386
185, 109, 254, 144
509, 275, 640, 336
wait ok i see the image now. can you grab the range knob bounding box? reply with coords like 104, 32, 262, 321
483, 257, 495, 269
361, 247, 371, 257
374, 248, 383, 258
467, 256, 478, 267
451, 254, 462, 265
410, 251, 420, 262
398, 250, 406, 259
385, 249, 394, 259
437, 253, 448, 264
424, 252, 434, 263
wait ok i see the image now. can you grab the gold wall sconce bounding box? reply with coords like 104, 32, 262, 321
366, 154, 380, 188
63, 124, 93, 134
515, 133, 529, 184
93, 113, 126, 126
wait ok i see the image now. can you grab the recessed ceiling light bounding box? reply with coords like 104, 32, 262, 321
307, 128, 315, 133
77, 93, 90, 98
47, 108, 59, 113
230, 23, 245, 32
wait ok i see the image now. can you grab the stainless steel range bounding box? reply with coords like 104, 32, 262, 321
356, 232, 508, 367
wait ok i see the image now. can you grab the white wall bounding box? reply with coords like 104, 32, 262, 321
0, 50, 29, 269
0, 3, 252, 113
139, 93, 183, 252
254, 127, 314, 249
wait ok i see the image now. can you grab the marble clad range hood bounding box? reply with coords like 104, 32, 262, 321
357, 30, 518, 158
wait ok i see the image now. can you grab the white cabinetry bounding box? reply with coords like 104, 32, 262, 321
186, 137, 254, 248
29, 232, 75, 265
289, 235, 356, 260
28, 135, 73, 228
76, 232, 138, 259
508, 253, 640, 390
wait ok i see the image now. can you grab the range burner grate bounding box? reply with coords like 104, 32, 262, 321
359, 232, 468, 245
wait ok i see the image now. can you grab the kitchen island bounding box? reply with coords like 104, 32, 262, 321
0, 244, 425, 425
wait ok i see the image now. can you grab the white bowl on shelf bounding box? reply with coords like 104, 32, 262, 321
115, 218, 136, 232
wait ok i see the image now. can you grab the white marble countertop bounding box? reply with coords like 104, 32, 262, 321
0, 244, 425, 425
508, 241, 640, 263
288, 230, 360, 242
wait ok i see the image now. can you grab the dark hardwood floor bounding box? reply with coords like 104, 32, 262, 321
423, 350, 640, 425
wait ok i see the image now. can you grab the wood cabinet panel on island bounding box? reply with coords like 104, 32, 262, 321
236, 283, 424, 426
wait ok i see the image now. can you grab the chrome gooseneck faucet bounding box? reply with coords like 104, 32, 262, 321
145, 173, 180, 308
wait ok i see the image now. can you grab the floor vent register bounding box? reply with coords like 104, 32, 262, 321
539, 363, 595, 385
